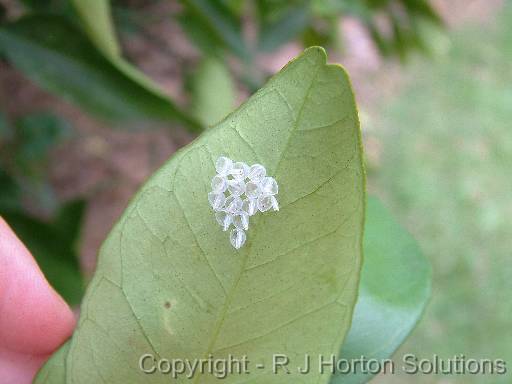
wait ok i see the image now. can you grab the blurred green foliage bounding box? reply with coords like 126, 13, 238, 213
177, 0, 442, 59
15, 113, 71, 174
71, 0, 121, 58
176, 0, 442, 88
0, 15, 202, 130
369, 5, 512, 383
0, 0, 442, 131
311, 0, 442, 58
0, 112, 70, 214
0, 112, 85, 305
179, 0, 249, 60
189, 56, 236, 126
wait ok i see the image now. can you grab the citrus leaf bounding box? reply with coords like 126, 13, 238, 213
35, 341, 69, 384
332, 197, 431, 384
0, 15, 201, 130
36, 47, 365, 383
191, 57, 236, 126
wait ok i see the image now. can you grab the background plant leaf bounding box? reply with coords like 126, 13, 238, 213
71, 0, 121, 59
179, 0, 249, 60
70, 0, 176, 104
35, 47, 365, 383
258, 4, 311, 53
190, 56, 236, 126
331, 196, 432, 384
0, 15, 201, 130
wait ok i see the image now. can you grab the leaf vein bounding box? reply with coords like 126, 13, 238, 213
173, 190, 228, 295
230, 125, 261, 162
272, 63, 321, 175
213, 301, 347, 353
100, 277, 162, 360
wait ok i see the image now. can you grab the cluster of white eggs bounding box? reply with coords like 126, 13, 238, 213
208, 156, 279, 249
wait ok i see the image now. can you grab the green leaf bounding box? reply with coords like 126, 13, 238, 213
400, 0, 444, 25
35, 47, 365, 383
191, 57, 236, 126
71, 0, 121, 59
258, 5, 311, 52
0, 15, 201, 130
180, 0, 249, 60
35, 341, 70, 383
1, 200, 86, 305
176, 10, 221, 58
331, 197, 431, 384
69, 0, 176, 110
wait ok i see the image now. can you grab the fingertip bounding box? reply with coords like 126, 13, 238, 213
0, 217, 76, 355
0, 348, 49, 384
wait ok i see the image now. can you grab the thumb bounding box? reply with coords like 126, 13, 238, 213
0, 217, 76, 383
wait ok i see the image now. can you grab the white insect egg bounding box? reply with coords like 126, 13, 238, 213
210, 157, 279, 249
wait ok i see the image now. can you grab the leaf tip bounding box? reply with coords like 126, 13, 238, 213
302, 45, 328, 65
302, 46, 353, 84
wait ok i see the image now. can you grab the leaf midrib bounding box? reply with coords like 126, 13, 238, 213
192, 63, 321, 384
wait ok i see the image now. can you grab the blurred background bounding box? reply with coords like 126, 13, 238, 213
0, 1, 510, 383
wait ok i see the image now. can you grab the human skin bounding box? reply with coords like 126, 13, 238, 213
0, 217, 76, 384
